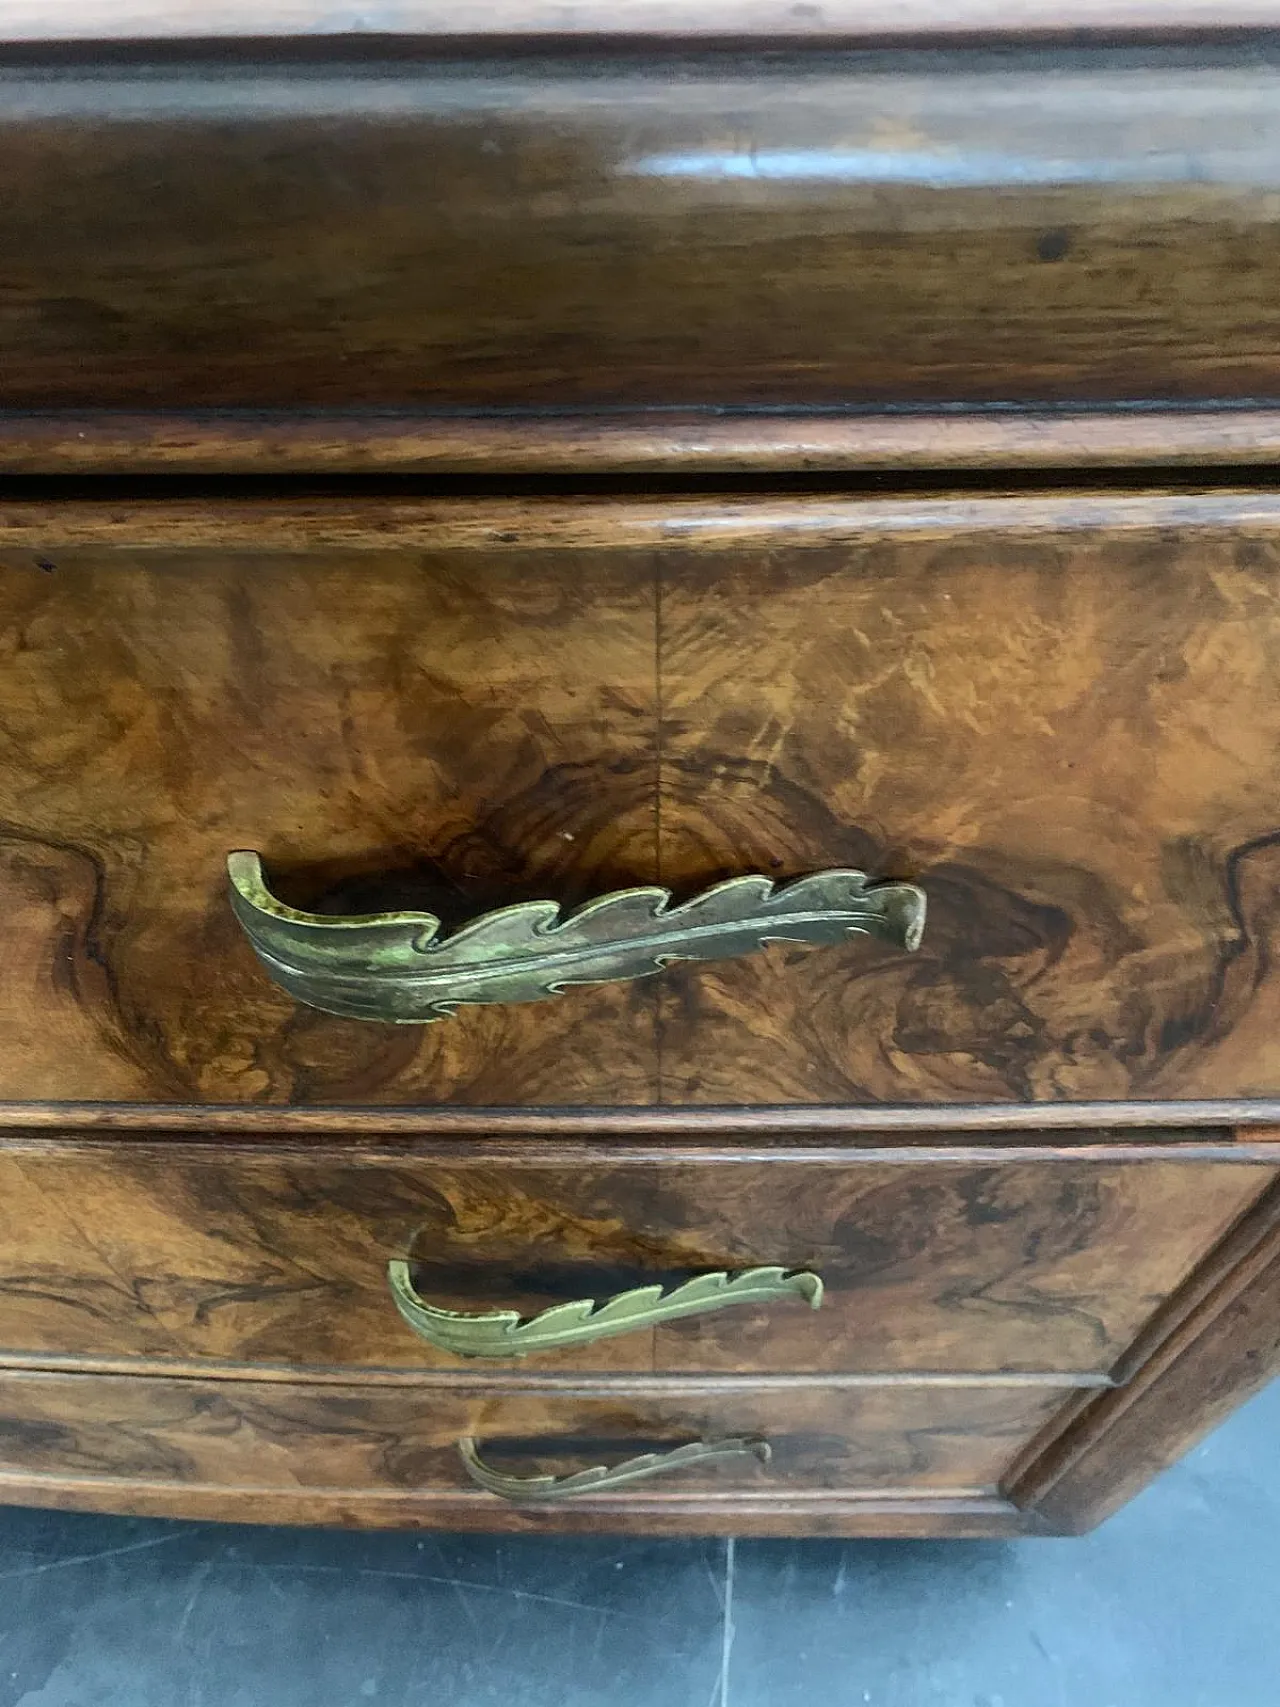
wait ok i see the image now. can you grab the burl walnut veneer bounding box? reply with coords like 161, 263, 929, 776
2, 12, 1280, 1536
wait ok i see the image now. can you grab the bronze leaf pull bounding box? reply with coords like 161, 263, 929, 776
227, 851, 925, 1024
459, 1435, 772, 1502
387, 1262, 824, 1358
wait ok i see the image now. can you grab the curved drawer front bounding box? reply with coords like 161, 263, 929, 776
4, 493, 1280, 1106
3, 46, 1280, 413
0, 1141, 1269, 1379
651, 487, 1280, 1107
0, 1371, 1073, 1526
0, 525, 660, 1108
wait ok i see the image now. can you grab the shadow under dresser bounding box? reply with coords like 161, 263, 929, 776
2, 8, 1280, 1537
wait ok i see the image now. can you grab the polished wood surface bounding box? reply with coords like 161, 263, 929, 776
1, 1143, 1264, 1376
1006, 1164, 1280, 1529
7, 3, 1280, 39
7, 1102, 1280, 1135
656, 493, 1280, 1104
4, 48, 1280, 410
13, 409, 1280, 477
0, 28, 1276, 1548
19, 490, 1280, 551
0, 526, 657, 1104
0, 1371, 1072, 1521
3, 1155, 1277, 1534
2, 492, 1280, 1106
0, 1475, 1033, 1538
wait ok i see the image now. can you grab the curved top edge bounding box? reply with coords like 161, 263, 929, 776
5, 2, 1280, 45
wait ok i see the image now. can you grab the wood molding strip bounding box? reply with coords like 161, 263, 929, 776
0, 1353, 1116, 1390
6, 410, 1280, 476
2, 3, 1280, 42
1, 1102, 1279, 1138
1, 1135, 1278, 1166
0, 1471, 1031, 1537
13, 491, 1280, 552
3, 1102, 1280, 1134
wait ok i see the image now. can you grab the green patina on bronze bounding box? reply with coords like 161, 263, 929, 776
388, 1262, 823, 1359
459, 1435, 772, 1503
227, 850, 926, 1025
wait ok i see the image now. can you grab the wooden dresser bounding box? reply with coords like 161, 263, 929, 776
3, 6, 1280, 1538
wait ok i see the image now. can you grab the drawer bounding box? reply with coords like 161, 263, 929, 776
0, 1370, 1074, 1530
0, 520, 657, 1107
3, 492, 1280, 1108
2, 45, 1280, 414
0, 1140, 1270, 1378
653, 488, 1280, 1107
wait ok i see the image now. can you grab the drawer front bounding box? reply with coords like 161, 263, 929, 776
2, 48, 1280, 413
655, 493, 1280, 1107
0, 531, 658, 1107
0, 1143, 1269, 1378
0, 1372, 1072, 1510
4, 493, 1280, 1107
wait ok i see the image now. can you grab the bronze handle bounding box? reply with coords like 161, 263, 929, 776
227, 851, 925, 1024
388, 1262, 823, 1358
459, 1435, 771, 1502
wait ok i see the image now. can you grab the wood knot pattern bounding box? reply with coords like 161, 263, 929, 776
0, 501, 1277, 1104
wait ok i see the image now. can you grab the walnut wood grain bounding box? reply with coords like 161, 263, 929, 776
4, 1127, 1279, 1159
654, 493, 1280, 1105
0, 1372, 1072, 1521
2, 1160, 1277, 1533
6, 490, 1280, 552
1005, 1163, 1280, 1529
4, 49, 1280, 409
11, 410, 1280, 477
5, 3, 1280, 40
0, 1473, 1031, 1538
6, 492, 1280, 1107
0, 535, 657, 1105
7, 1104, 1280, 1137
0, 1143, 1267, 1377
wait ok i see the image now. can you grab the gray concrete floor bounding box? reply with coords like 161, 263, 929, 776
1, 1381, 1277, 1707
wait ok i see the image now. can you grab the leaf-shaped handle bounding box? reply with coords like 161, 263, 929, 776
459, 1435, 772, 1502
227, 851, 925, 1024
388, 1262, 823, 1358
